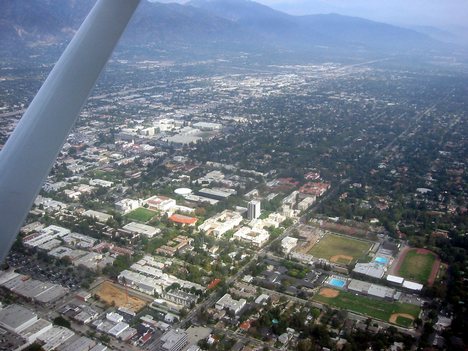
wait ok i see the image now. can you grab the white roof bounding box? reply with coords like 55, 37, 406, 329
386, 275, 404, 284
402, 281, 423, 290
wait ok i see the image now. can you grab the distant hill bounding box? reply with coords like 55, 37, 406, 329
189, 0, 437, 51
0, 0, 445, 56
0, 0, 94, 47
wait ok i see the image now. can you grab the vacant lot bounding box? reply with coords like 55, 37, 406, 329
397, 248, 438, 284
314, 288, 420, 327
308, 233, 372, 264
125, 207, 157, 223
94, 280, 149, 312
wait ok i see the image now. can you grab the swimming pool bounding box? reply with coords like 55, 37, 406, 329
329, 278, 346, 288
375, 256, 389, 264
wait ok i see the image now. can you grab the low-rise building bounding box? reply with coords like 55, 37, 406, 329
168, 214, 198, 226
281, 236, 298, 254
353, 262, 386, 279
160, 289, 197, 307
297, 196, 316, 211
89, 179, 114, 188
115, 198, 141, 214
199, 210, 243, 238
215, 294, 246, 315
156, 236, 193, 257
121, 222, 160, 238
145, 195, 177, 213
233, 227, 270, 247
0, 304, 38, 333
82, 209, 112, 223
159, 329, 188, 351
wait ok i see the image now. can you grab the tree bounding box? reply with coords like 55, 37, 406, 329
53, 316, 71, 329
23, 344, 44, 351
297, 339, 314, 351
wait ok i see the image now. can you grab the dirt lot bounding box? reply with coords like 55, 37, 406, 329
330, 254, 353, 264
93, 280, 149, 312
318, 287, 340, 298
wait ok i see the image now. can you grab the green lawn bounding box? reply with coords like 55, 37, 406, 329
314, 289, 420, 327
308, 233, 372, 263
396, 316, 414, 328
398, 249, 437, 283
125, 207, 157, 223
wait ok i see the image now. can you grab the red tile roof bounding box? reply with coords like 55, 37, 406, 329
169, 214, 198, 225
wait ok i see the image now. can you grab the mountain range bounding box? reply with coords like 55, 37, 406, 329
0, 0, 449, 56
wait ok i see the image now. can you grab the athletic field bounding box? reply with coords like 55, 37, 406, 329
314, 288, 420, 327
125, 207, 157, 223
397, 248, 439, 284
307, 233, 372, 264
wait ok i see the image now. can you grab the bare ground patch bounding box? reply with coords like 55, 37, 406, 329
319, 288, 340, 298
330, 254, 353, 264
93, 280, 149, 312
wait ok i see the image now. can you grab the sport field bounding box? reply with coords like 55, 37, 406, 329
314, 288, 420, 327
397, 249, 437, 284
395, 315, 414, 328
125, 207, 157, 223
308, 233, 372, 264
94, 281, 149, 312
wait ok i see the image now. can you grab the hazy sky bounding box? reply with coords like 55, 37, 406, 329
156, 0, 468, 29
258, 0, 468, 28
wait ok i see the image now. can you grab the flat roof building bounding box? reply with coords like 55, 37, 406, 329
233, 226, 270, 247
122, 222, 160, 238
159, 329, 188, 351
82, 209, 112, 223
386, 275, 404, 285
215, 293, 246, 315
353, 262, 386, 279
403, 281, 423, 291
0, 304, 38, 333
198, 188, 233, 201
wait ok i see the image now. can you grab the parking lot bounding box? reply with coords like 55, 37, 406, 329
6, 251, 89, 290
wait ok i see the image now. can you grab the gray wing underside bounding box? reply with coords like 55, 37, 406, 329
0, 0, 141, 263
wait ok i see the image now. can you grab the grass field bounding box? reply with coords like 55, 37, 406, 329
94, 281, 149, 312
398, 249, 437, 283
314, 288, 420, 327
308, 233, 372, 264
396, 316, 414, 328
126, 207, 157, 223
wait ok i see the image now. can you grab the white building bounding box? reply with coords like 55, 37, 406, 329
192, 122, 222, 131
215, 294, 246, 315
298, 196, 316, 211
19, 319, 53, 343
282, 191, 299, 206
23, 225, 71, 249
247, 200, 261, 220
199, 210, 243, 238
159, 329, 188, 351
115, 199, 141, 214
122, 222, 160, 238
82, 210, 112, 223
0, 304, 38, 333
89, 179, 114, 188
233, 227, 270, 247
106, 312, 124, 323
145, 195, 177, 213
281, 236, 298, 254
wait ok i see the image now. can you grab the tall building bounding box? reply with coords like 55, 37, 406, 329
248, 200, 261, 220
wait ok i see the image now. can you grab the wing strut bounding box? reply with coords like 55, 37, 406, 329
0, 0, 141, 263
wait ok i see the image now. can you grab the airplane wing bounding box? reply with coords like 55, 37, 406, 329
0, 0, 141, 263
